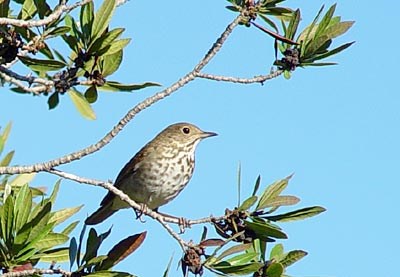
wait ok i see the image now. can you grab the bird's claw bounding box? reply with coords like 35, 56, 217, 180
134, 204, 148, 223
178, 217, 191, 234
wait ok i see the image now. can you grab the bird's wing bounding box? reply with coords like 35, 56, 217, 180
99, 147, 147, 206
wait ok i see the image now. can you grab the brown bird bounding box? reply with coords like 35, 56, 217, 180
85, 122, 217, 225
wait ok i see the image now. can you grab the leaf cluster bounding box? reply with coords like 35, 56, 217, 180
225, 1, 353, 79
67, 225, 146, 277
0, 180, 81, 272
1, 0, 160, 119
276, 4, 355, 78
179, 172, 325, 276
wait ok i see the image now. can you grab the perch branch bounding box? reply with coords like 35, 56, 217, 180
47, 168, 226, 250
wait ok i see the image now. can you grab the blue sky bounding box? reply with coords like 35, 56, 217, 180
1, 0, 399, 276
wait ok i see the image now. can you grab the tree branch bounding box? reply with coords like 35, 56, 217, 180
196, 70, 283, 84
0, 268, 71, 277
0, 14, 243, 175
0, 0, 91, 28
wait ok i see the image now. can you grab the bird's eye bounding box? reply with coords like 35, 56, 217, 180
182, 127, 190, 134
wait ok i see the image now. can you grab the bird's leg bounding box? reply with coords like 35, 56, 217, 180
134, 204, 148, 223
156, 210, 190, 233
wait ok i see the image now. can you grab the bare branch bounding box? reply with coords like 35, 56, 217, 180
0, 14, 243, 175
0, 268, 71, 277
0, 65, 53, 94
0, 0, 91, 28
196, 70, 283, 84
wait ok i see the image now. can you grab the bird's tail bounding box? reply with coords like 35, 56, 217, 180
85, 203, 117, 225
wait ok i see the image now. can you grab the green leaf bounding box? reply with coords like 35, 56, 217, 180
84, 86, 98, 104
81, 1, 94, 45
212, 261, 263, 275
226, 252, 258, 266
49, 205, 83, 226
1, 195, 15, 245
270, 243, 284, 260
64, 14, 83, 45
37, 247, 70, 263
245, 220, 287, 240
0, 122, 12, 154
265, 206, 326, 222
82, 255, 108, 269
279, 250, 307, 268
0, 0, 10, 17
77, 224, 87, 267
311, 41, 355, 61
262, 195, 300, 208
286, 9, 300, 41
68, 89, 96, 120
252, 175, 261, 197
62, 34, 80, 53
101, 50, 122, 77
53, 49, 67, 63
82, 228, 101, 263
325, 21, 354, 40
213, 243, 252, 264
9, 173, 36, 187
226, 6, 239, 12
14, 248, 37, 263
162, 255, 174, 277
298, 5, 325, 54
18, 56, 67, 72
238, 195, 258, 211
45, 26, 71, 38
88, 28, 125, 55
266, 262, 284, 277
258, 14, 279, 33
62, 221, 79, 236
48, 180, 61, 205
27, 202, 52, 241
256, 175, 292, 211
300, 62, 338, 67
33, 0, 50, 19
104, 38, 131, 56
100, 81, 161, 92
283, 70, 291, 79
17, 222, 55, 260
92, 0, 116, 41
69, 237, 78, 269
315, 4, 336, 39
48, 92, 60, 110
0, 150, 14, 166
20, 0, 36, 20
33, 233, 69, 250
14, 184, 32, 233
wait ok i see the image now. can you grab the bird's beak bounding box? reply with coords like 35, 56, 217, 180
201, 131, 218, 138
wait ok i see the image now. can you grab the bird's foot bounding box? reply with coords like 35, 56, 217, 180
178, 217, 190, 234
134, 204, 148, 223
156, 211, 191, 233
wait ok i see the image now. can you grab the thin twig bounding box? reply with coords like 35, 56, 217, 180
0, 0, 91, 28
0, 268, 71, 277
0, 14, 243, 175
196, 70, 283, 84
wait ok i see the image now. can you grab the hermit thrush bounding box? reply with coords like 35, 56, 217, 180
85, 122, 217, 225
